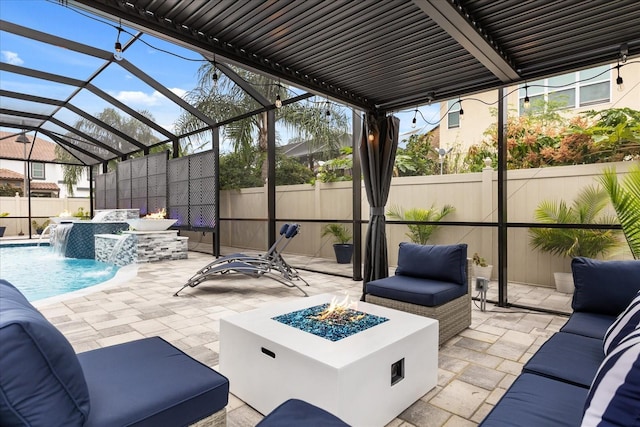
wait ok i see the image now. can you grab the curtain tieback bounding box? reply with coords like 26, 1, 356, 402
370, 207, 384, 216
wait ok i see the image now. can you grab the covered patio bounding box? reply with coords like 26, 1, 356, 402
1, 0, 638, 310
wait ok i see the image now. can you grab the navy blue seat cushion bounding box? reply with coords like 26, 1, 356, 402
479, 373, 588, 427
560, 312, 616, 340
582, 329, 640, 426
395, 242, 468, 286
0, 279, 91, 427
78, 337, 229, 427
603, 290, 640, 355
522, 332, 604, 388
256, 399, 350, 427
572, 257, 640, 316
365, 275, 467, 307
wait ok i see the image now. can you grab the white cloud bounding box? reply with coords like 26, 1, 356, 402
113, 88, 188, 107
1, 51, 24, 65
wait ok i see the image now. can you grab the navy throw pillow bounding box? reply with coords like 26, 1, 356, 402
0, 280, 90, 426
396, 242, 467, 285
571, 257, 640, 316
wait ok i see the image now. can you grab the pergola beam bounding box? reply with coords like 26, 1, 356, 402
412, 0, 520, 82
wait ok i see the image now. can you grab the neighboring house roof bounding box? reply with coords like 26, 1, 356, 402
31, 181, 60, 191
0, 131, 57, 162
279, 134, 352, 159
0, 168, 24, 181
0, 168, 60, 191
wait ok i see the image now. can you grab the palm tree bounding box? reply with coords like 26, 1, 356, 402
387, 204, 455, 244
599, 166, 640, 259
175, 63, 349, 182
56, 108, 167, 195
528, 185, 619, 259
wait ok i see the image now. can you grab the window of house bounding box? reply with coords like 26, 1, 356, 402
519, 65, 610, 115
447, 99, 460, 129
31, 163, 45, 180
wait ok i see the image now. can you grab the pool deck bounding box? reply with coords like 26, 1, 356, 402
27, 251, 572, 426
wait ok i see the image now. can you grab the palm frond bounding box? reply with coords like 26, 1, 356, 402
599, 166, 640, 258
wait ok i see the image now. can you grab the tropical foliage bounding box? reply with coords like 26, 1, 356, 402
528, 185, 619, 259
465, 105, 640, 172
321, 223, 353, 244
599, 165, 640, 259
176, 63, 349, 183
315, 147, 353, 183
387, 204, 455, 244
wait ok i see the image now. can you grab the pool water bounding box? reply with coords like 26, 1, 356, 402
0, 245, 119, 301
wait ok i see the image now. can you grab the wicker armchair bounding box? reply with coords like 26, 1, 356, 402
365, 243, 472, 345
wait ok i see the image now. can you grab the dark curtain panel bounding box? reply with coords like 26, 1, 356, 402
360, 113, 399, 298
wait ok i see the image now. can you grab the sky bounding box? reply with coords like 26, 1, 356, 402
0, 0, 440, 151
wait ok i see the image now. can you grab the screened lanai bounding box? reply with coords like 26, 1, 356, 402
1, 0, 639, 312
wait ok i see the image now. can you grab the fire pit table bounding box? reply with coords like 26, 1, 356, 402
219, 294, 438, 427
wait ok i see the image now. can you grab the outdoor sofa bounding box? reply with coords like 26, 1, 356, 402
0, 279, 229, 426
364, 242, 471, 345
480, 257, 640, 426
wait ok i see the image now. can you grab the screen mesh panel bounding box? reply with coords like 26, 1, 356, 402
117, 161, 132, 209
167, 150, 217, 230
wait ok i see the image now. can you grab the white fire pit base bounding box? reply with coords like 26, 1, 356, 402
219, 294, 438, 427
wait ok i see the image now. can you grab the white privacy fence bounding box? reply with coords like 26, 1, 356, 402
2, 161, 635, 287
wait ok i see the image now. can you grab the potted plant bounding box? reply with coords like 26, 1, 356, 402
0, 212, 8, 237
321, 223, 353, 264
528, 185, 619, 293
31, 219, 51, 235
472, 252, 493, 279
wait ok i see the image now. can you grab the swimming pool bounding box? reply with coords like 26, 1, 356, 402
0, 244, 119, 301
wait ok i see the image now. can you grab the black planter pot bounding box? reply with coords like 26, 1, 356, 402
0, 226, 5, 237
333, 243, 353, 264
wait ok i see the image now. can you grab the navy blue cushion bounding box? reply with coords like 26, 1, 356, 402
571, 257, 640, 316
365, 275, 467, 307
0, 279, 91, 427
603, 290, 640, 355
78, 337, 229, 427
582, 329, 640, 426
479, 373, 588, 427
522, 332, 604, 388
560, 312, 616, 340
395, 243, 467, 286
256, 399, 350, 427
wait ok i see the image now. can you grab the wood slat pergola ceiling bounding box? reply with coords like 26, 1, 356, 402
1, 0, 639, 166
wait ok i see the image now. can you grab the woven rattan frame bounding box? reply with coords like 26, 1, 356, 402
190, 407, 226, 427
365, 259, 472, 346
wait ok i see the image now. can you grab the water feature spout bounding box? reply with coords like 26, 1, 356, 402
37, 224, 55, 246
108, 234, 131, 265
52, 223, 74, 256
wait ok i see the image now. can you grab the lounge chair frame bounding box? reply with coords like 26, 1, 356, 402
175, 223, 309, 296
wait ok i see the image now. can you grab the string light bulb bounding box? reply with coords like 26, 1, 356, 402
458, 100, 464, 120
113, 27, 123, 61
325, 99, 331, 118
412, 109, 418, 128
616, 64, 624, 92
523, 85, 530, 109
275, 82, 282, 108
368, 129, 375, 142
212, 55, 219, 89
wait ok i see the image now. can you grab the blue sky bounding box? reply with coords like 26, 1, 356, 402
1, 0, 440, 150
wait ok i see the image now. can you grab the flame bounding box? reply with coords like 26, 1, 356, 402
144, 208, 166, 219
313, 294, 364, 324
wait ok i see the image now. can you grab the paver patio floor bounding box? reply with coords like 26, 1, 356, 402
32, 251, 571, 427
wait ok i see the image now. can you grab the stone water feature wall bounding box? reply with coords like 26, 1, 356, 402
95, 231, 188, 267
